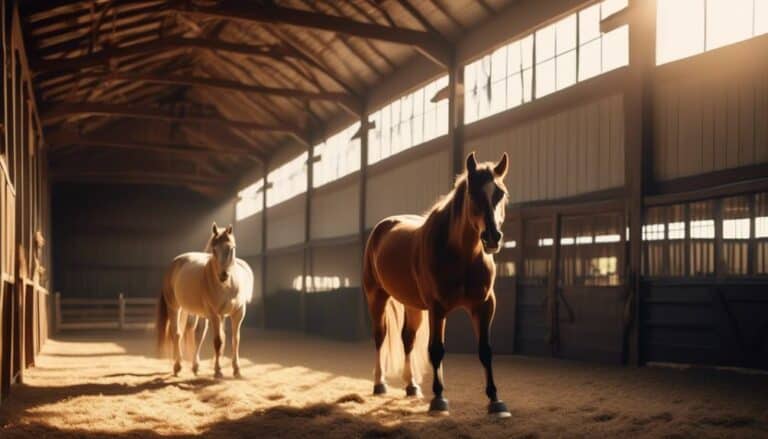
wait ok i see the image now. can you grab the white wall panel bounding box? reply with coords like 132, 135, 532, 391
266, 195, 305, 250
365, 147, 452, 229
311, 181, 359, 240
466, 94, 625, 204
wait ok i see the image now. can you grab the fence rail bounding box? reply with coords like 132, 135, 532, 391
54, 293, 156, 331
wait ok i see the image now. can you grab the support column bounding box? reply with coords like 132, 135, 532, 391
358, 106, 370, 334
623, 0, 656, 366
449, 53, 464, 178
301, 141, 314, 332
260, 161, 269, 329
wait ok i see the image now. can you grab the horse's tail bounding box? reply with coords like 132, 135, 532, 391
381, 299, 430, 384
156, 292, 170, 358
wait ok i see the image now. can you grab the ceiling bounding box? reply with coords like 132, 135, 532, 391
21, 0, 513, 196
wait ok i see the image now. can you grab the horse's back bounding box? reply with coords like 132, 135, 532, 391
233, 258, 254, 304
365, 215, 426, 309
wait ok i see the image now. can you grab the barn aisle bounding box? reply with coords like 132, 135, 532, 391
0, 330, 766, 438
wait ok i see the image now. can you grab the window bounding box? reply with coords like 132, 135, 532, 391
235, 179, 264, 221
464, 0, 628, 124
267, 152, 308, 207
312, 122, 360, 188
368, 76, 449, 165
657, 0, 767, 65
559, 214, 624, 287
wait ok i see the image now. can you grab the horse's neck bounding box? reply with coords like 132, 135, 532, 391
441, 189, 482, 258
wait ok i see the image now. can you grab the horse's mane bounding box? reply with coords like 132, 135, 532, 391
424, 172, 468, 219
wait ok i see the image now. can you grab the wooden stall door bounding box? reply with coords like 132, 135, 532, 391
557, 212, 626, 364
515, 218, 553, 356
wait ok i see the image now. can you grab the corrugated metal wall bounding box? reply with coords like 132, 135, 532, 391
653, 67, 768, 180
311, 183, 358, 239
466, 94, 625, 203
365, 146, 452, 229
266, 196, 305, 250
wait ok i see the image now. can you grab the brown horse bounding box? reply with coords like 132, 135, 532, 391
363, 152, 510, 417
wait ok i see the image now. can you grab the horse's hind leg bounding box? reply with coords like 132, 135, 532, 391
169, 308, 185, 376
192, 317, 208, 376
402, 306, 423, 397
367, 288, 389, 395
230, 306, 245, 378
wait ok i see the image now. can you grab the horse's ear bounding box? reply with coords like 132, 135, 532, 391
494, 152, 508, 178
226, 224, 233, 235
466, 152, 478, 175
212, 222, 218, 235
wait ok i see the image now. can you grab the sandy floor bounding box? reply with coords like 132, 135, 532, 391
0, 329, 767, 438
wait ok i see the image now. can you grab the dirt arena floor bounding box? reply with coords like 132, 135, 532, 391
0, 329, 767, 438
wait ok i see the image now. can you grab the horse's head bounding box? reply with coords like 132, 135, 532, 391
209, 222, 237, 282
465, 152, 509, 254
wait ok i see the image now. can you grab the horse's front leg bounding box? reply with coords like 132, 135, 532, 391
210, 314, 225, 378
471, 295, 510, 418
192, 317, 208, 376
230, 306, 246, 378
428, 307, 449, 415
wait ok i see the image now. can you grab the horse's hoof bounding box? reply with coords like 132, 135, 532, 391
233, 370, 242, 379
488, 400, 511, 418
214, 369, 223, 379
173, 363, 181, 376
372, 383, 387, 395
405, 384, 422, 398
428, 396, 450, 416
192, 364, 199, 376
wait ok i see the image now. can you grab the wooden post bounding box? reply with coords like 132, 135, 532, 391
623, 0, 657, 366
449, 52, 464, 178
358, 106, 369, 335
547, 213, 562, 356
118, 293, 125, 330
260, 161, 268, 329
301, 139, 314, 332
54, 291, 61, 333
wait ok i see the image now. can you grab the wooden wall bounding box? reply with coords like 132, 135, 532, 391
236, 211, 263, 257
653, 65, 768, 181
1, 0, 51, 402
266, 195, 305, 250
466, 94, 626, 204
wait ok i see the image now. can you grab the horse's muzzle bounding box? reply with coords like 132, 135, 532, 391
481, 229, 503, 254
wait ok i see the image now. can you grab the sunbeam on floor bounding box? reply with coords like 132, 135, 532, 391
0, 329, 767, 438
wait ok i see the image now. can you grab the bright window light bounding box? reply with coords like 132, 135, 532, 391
538, 238, 554, 247
657, 0, 764, 65
503, 240, 517, 249
368, 76, 449, 165
267, 152, 308, 207
756, 217, 768, 238
312, 122, 360, 188
690, 219, 715, 239
235, 179, 264, 221
561, 237, 575, 246
465, 0, 628, 124
595, 233, 621, 243
667, 221, 686, 240
723, 218, 751, 240
576, 235, 594, 245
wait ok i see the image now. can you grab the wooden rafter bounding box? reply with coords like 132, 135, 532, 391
178, 2, 451, 66
46, 128, 262, 161
41, 102, 308, 142
74, 71, 363, 114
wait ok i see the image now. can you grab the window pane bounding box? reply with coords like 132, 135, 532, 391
536, 24, 556, 62
507, 40, 522, 73
656, 0, 705, 64
556, 50, 577, 90
536, 58, 556, 98
521, 35, 534, 69
522, 67, 533, 102
601, 0, 628, 18
507, 72, 523, 108
579, 39, 602, 81
602, 25, 629, 72
706, 0, 754, 50
579, 4, 601, 44
758, 1, 768, 35
556, 14, 577, 54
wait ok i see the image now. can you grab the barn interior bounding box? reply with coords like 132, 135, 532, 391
1, 0, 768, 437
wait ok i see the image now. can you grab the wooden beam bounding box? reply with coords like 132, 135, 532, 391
50, 170, 226, 186
40, 102, 307, 140
31, 36, 295, 74
45, 129, 261, 161
78, 71, 363, 114
178, 3, 451, 67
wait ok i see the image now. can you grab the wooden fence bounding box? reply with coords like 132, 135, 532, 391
54, 293, 156, 331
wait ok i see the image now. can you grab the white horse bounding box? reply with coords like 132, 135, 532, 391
157, 222, 254, 378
